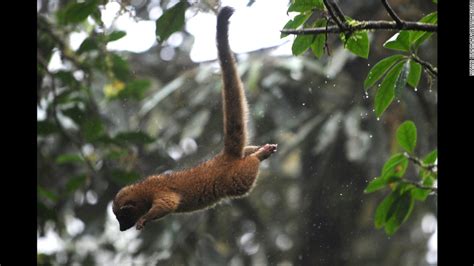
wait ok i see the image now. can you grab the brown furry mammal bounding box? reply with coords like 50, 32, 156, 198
113, 6, 277, 231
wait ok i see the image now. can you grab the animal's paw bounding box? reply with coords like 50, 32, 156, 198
255, 144, 277, 161
136, 218, 146, 230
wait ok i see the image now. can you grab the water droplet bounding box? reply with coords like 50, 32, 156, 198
324, 80, 328, 84
397, 100, 400, 103
339, 193, 343, 196
302, 102, 306, 106
333, 84, 336, 87
367, 63, 371, 67
414, 88, 418, 92
369, 134, 373, 138
376, 117, 380, 121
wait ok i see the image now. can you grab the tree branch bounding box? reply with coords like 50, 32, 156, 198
403, 152, 437, 173
327, 0, 347, 28
401, 179, 438, 194
381, 0, 403, 26
281, 21, 437, 35
411, 54, 438, 77
323, 0, 347, 31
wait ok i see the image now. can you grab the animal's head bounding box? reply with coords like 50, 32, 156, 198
112, 186, 149, 231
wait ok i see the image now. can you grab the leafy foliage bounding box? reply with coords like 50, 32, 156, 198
283, 0, 437, 118
365, 121, 437, 235
287, 0, 325, 12
155, 1, 190, 43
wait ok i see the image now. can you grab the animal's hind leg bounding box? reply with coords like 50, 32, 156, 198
244, 146, 260, 156
247, 144, 277, 161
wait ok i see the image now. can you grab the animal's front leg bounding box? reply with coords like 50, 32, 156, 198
136, 195, 180, 230
136, 206, 170, 230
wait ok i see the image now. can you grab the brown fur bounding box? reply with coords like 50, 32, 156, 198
112, 7, 277, 231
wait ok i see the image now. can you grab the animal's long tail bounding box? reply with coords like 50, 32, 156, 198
216, 7, 248, 158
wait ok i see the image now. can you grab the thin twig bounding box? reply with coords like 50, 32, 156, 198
323, 0, 346, 30
281, 20, 437, 35
411, 54, 438, 77
381, 0, 403, 26
328, 0, 348, 28
401, 179, 438, 194
403, 152, 437, 173
324, 16, 331, 56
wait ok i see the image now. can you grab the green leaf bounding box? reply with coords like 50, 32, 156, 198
292, 35, 315, 55
91, 7, 102, 24
281, 14, 311, 38
77, 37, 99, 54
118, 79, 151, 100
343, 31, 370, 58
374, 60, 405, 117
38, 120, 58, 135
364, 176, 387, 193
56, 154, 85, 165
394, 60, 410, 97
108, 31, 127, 42
410, 12, 437, 49
375, 192, 396, 228
156, 1, 189, 43
62, 106, 86, 125
38, 186, 59, 202
407, 60, 422, 88
83, 117, 105, 142
66, 174, 87, 193
115, 132, 155, 145
422, 174, 435, 186
63, 0, 99, 24
310, 19, 327, 58
364, 54, 404, 90
384, 190, 414, 235
396, 121, 417, 153
423, 149, 437, 164
382, 153, 409, 178
365, 175, 402, 194
288, 0, 324, 12
411, 187, 430, 201
111, 54, 131, 81
55, 71, 79, 87
383, 31, 411, 52
106, 149, 129, 160
433, 0, 437, 3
